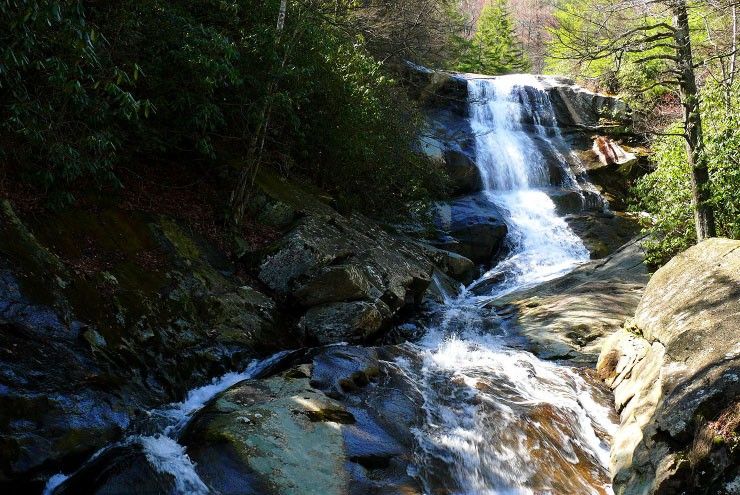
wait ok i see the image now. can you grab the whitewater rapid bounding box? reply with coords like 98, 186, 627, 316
46, 74, 616, 495
404, 75, 616, 494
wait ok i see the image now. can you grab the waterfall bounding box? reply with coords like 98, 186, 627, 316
405, 75, 616, 494
467, 75, 590, 298
46, 73, 616, 495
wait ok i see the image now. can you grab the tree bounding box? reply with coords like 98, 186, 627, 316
549, 0, 724, 240
228, 0, 290, 231
672, 0, 716, 239
510, 0, 557, 73
456, 0, 531, 74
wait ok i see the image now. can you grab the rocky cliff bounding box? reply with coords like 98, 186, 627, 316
598, 238, 740, 494
404, 64, 646, 268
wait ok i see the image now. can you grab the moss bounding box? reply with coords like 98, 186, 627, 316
303, 408, 355, 424
0, 200, 66, 306
157, 217, 201, 262
254, 169, 334, 216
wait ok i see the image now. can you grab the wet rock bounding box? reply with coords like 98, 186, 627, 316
547, 188, 587, 215
597, 238, 740, 495
298, 301, 392, 344
310, 347, 381, 399
183, 355, 423, 495
422, 269, 465, 305
416, 243, 475, 284
433, 194, 508, 265
181, 344, 425, 495
183, 376, 351, 495
495, 236, 648, 364
443, 148, 483, 196
52, 442, 182, 495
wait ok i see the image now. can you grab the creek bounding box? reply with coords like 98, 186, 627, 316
46, 75, 617, 495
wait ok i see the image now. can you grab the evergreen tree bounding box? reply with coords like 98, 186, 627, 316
456, 0, 530, 75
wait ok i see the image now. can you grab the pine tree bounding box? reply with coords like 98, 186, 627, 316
457, 0, 531, 75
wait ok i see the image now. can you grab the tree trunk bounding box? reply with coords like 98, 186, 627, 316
672, 0, 716, 240
228, 0, 289, 236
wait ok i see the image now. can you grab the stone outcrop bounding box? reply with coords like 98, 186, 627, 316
597, 238, 740, 494
542, 80, 630, 131
250, 170, 480, 347
253, 173, 445, 345
432, 194, 508, 265
258, 213, 434, 322
494, 235, 649, 364
593, 136, 638, 167
565, 211, 643, 259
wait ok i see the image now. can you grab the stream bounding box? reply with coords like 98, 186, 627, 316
46, 75, 617, 495
397, 76, 616, 494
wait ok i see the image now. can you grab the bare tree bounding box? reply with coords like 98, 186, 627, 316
550, 0, 736, 240
510, 0, 556, 73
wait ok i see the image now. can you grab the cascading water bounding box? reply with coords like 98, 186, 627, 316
467, 75, 591, 298
45, 74, 617, 495
43, 351, 293, 495
404, 75, 617, 494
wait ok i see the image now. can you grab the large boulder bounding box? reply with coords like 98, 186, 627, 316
597, 238, 740, 494
298, 300, 392, 345
442, 147, 483, 196
181, 346, 424, 495
433, 194, 508, 265
258, 213, 434, 344
494, 236, 648, 364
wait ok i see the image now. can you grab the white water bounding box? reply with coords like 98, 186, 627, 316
44, 75, 616, 495
405, 75, 616, 494
43, 351, 291, 495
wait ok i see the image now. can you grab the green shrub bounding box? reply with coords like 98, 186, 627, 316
0, 0, 147, 204
1, 0, 446, 215
632, 81, 740, 266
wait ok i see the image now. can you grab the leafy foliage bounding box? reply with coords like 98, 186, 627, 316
1, 0, 451, 215
0, 0, 147, 205
632, 81, 740, 266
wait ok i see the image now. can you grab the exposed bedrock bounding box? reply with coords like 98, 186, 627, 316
597, 238, 740, 495
492, 235, 649, 364
405, 65, 635, 200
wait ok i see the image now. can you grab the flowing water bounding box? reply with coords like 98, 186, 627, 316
46, 75, 616, 495
402, 75, 616, 494
43, 352, 293, 495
